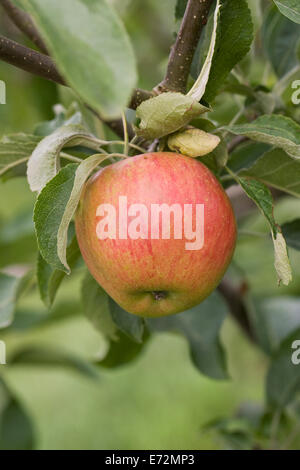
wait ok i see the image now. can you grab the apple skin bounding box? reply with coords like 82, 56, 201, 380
75, 152, 237, 317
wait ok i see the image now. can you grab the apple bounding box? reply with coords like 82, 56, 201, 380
75, 152, 237, 317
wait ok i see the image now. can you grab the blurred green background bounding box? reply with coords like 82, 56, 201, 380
0, 0, 300, 450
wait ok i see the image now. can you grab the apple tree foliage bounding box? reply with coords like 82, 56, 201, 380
0, 0, 300, 449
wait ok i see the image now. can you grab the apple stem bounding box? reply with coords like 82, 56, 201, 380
152, 291, 167, 301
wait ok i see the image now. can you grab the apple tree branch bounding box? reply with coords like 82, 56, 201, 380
0, 0, 49, 54
156, 0, 214, 94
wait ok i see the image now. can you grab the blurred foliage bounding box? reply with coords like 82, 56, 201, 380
0, 0, 300, 451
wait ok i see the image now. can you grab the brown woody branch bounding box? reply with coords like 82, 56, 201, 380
0, 35, 65, 84
0, 35, 152, 139
156, 0, 214, 94
0, 35, 153, 110
0, 0, 49, 54
217, 279, 255, 342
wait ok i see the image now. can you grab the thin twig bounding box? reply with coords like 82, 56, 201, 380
227, 135, 248, 153
0, 37, 151, 112
0, 35, 65, 84
217, 279, 255, 342
129, 88, 153, 109
0, 0, 49, 54
156, 0, 214, 94
121, 112, 129, 156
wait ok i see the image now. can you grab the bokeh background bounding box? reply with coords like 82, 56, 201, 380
0, 0, 300, 450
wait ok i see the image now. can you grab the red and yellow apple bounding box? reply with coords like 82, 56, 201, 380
75, 152, 236, 317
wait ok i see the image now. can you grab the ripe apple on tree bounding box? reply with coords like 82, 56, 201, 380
75, 152, 237, 317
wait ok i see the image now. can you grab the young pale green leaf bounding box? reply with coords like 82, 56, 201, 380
224, 115, 300, 160
134, 93, 209, 140
282, 219, 300, 250
35, 154, 110, 273
0, 134, 41, 179
0, 378, 35, 450
82, 272, 117, 341
262, 6, 300, 78
203, 0, 254, 103
147, 291, 228, 380
187, 0, 221, 102
273, 0, 300, 24
211, 134, 228, 169
191, 118, 228, 170
0, 272, 22, 328
27, 124, 102, 192
37, 230, 81, 307
238, 147, 300, 198
237, 177, 292, 286
20, 0, 137, 119
168, 128, 220, 158
266, 328, 300, 408
272, 232, 293, 286
10, 346, 99, 379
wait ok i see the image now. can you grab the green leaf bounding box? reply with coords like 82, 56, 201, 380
34, 163, 77, 272
81, 271, 144, 343
262, 6, 300, 78
192, 118, 228, 171
282, 219, 300, 250
109, 298, 145, 343
203, 0, 254, 103
34, 110, 82, 137
0, 133, 41, 179
237, 177, 292, 285
167, 128, 221, 158
187, 0, 221, 102
239, 147, 300, 198
27, 124, 102, 192
251, 297, 300, 355
273, 0, 300, 25
266, 329, 300, 408
20, 0, 137, 119
147, 291, 228, 380
238, 178, 278, 237
37, 226, 81, 307
272, 231, 293, 286
228, 142, 271, 174
0, 273, 22, 328
224, 115, 300, 159
175, 0, 188, 20
99, 331, 148, 368
0, 210, 34, 245
0, 378, 35, 450
10, 346, 99, 379
134, 92, 209, 140
81, 271, 117, 341
34, 154, 110, 273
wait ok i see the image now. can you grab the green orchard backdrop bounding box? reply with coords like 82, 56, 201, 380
0, 0, 300, 450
